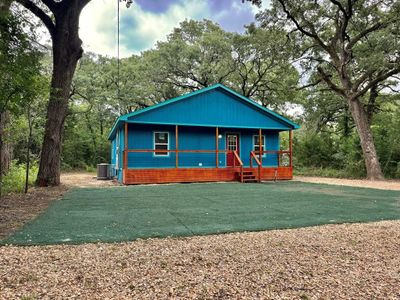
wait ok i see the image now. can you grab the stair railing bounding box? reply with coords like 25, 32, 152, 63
233, 150, 244, 183
250, 151, 262, 183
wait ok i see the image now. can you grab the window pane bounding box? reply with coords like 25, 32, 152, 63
155, 144, 168, 150
155, 132, 168, 143
254, 136, 265, 145
227, 135, 237, 151
155, 144, 168, 155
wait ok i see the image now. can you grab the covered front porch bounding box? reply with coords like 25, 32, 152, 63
120, 122, 293, 184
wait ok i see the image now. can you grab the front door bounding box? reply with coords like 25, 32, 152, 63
226, 134, 240, 166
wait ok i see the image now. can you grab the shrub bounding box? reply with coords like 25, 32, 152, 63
1, 161, 38, 194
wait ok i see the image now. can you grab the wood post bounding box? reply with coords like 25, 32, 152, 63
259, 128, 262, 164
175, 125, 179, 168
259, 128, 262, 183
215, 127, 219, 168
289, 130, 293, 167
123, 122, 128, 183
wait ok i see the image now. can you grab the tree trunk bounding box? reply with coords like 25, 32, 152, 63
347, 98, 384, 180
0, 0, 13, 180
25, 105, 32, 193
36, 5, 83, 186
0, 111, 12, 174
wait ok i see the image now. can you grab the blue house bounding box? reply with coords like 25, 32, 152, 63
108, 84, 299, 184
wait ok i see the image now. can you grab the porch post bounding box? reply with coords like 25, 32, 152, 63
258, 128, 262, 164
289, 129, 293, 167
123, 122, 128, 184
215, 127, 219, 168
175, 125, 179, 168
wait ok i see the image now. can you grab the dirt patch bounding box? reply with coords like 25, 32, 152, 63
1, 221, 399, 299
61, 172, 118, 188
0, 186, 66, 240
295, 176, 400, 190
0, 172, 116, 240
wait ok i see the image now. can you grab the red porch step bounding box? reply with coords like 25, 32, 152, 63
236, 170, 259, 183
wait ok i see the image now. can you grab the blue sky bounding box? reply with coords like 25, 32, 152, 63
79, 0, 269, 57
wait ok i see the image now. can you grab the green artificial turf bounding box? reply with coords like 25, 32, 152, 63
2, 181, 400, 245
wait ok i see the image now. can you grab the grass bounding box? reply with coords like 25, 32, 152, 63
1, 162, 38, 194
2, 181, 400, 245
294, 166, 363, 179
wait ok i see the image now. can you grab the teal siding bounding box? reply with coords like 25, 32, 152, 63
117, 127, 124, 182
124, 124, 280, 169
127, 89, 290, 130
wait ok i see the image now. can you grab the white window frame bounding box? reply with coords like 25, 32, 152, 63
153, 131, 170, 157
116, 131, 119, 168
253, 135, 266, 157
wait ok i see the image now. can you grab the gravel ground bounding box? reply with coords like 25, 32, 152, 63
1, 221, 399, 299
295, 176, 400, 190
61, 172, 118, 188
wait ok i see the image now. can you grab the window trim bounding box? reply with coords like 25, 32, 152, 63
115, 131, 119, 168
153, 131, 170, 157
253, 135, 266, 157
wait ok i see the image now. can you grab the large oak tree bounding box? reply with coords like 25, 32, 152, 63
15, 0, 91, 186
253, 0, 400, 180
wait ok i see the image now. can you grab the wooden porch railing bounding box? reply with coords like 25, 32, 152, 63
124, 149, 238, 168
261, 150, 292, 167
233, 150, 244, 182
249, 151, 262, 182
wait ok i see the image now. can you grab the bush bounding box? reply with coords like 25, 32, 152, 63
1, 161, 38, 194
294, 166, 363, 179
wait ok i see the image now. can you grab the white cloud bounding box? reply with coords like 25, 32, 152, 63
249, 0, 270, 15
79, 0, 118, 57
79, 0, 211, 58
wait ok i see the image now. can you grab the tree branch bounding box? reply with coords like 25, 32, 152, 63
40, 0, 57, 12
277, 0, 318, 40
15, 0, 55, 37
296, 79, 323, 90
347, 22, 385, 49
353, 67, 400, 100
317, 67, 346, 97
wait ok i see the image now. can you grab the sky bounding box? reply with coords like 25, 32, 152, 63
79, 0, 270, 58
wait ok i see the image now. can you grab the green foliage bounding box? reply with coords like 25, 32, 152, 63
294, 166, 358, 179
2, 161, 38, 194
294, 96, 400, 178
0, 12, 43, 114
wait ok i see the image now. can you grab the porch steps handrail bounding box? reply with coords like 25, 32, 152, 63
233, 150, 244, 183
250, 151, 262, 183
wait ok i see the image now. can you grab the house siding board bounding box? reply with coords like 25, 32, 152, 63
117, 127, 124, 182
128, 89, 291, 130
110, 137, 116, 176
127, 124, 176, 168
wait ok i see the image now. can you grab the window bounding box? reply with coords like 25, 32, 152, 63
253, 135, 266, 156
227, 135, 238, 151
115, 131, 119, 168
154, 132, 169, 156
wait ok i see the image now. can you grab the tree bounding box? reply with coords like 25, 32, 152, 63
14, 0, 91, 186
154, 19, 236, 91
230, 24, 300, 109
256, 0, 400, 180
0, 2, 42, 197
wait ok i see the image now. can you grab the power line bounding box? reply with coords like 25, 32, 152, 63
117, 0, 121, 109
